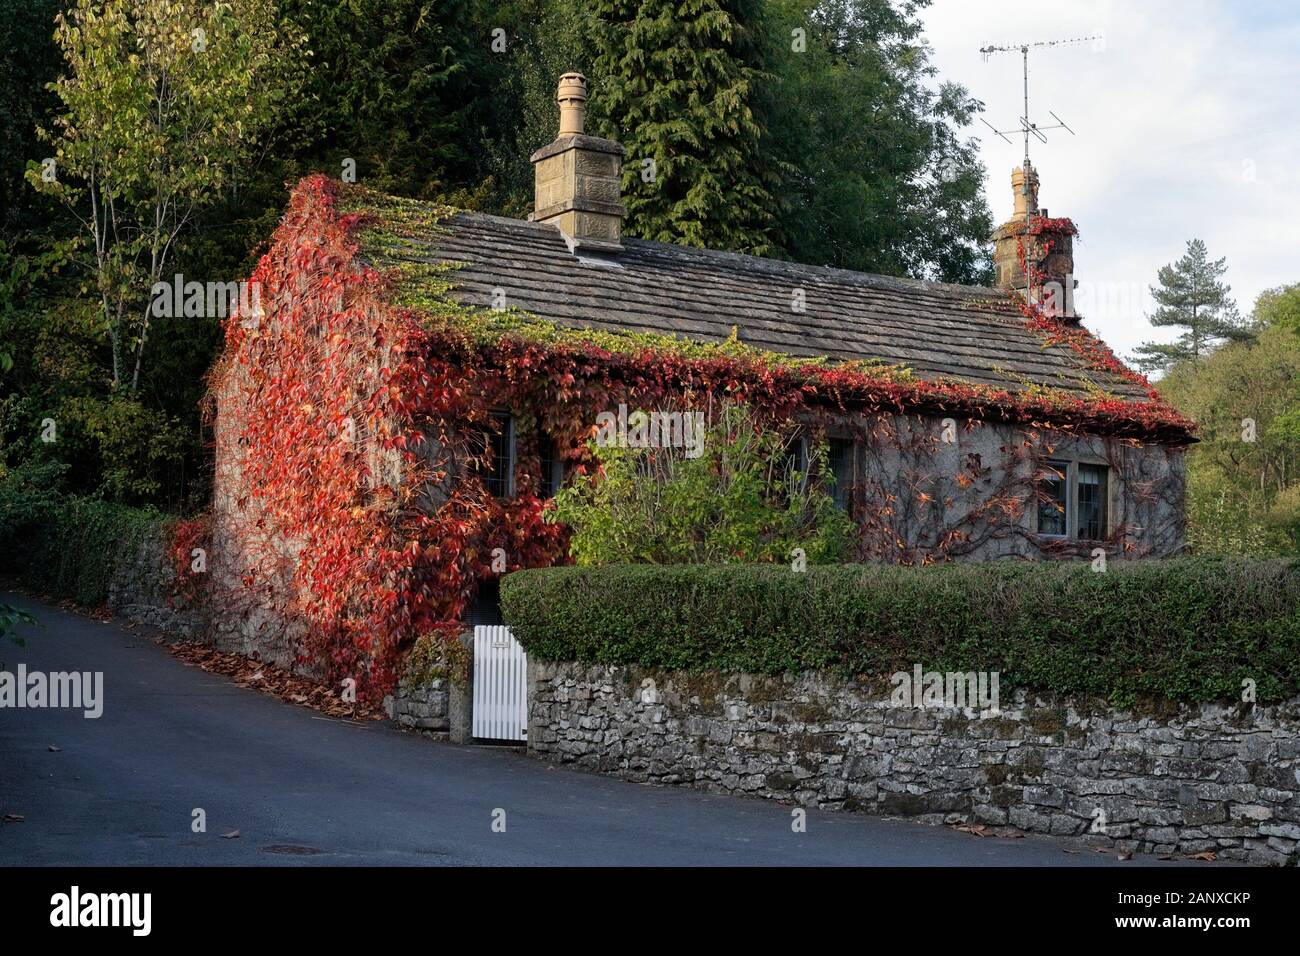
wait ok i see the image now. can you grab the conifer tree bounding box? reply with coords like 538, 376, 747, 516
1134, 239, 1251, 373
589, 0, 777, 255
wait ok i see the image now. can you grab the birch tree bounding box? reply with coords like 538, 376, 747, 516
27, 0, 304, 389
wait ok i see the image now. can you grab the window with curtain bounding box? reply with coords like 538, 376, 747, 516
1037, 460, 1069, 537
1035, 459, 1110, 540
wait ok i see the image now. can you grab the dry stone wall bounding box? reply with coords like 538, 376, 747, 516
384, 678, 450, 733
528, 661, 1300, 865
105, 526, 206, 639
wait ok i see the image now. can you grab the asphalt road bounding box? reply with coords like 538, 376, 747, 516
0, 592, 1204, 867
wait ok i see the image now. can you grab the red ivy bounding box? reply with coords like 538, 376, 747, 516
167, 515, 212, 607
211, 176, 1193, 703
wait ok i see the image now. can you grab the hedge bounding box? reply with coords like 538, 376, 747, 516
500, 558, 1300, 706
15, 496, 166, 608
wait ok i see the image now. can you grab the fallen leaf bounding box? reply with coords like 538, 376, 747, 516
1191, 851, 1217, 861
221, 830, 240, 839
166, 642, 381, 721
3, 814, 24, 823
1118, 851, 1132, 861
48, 744, 62, 752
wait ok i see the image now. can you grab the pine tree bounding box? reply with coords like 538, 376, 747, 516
1133, 239, 1251, 374
590, 0, 777, 255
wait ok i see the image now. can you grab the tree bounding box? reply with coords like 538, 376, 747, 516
590, 0, 778, 255
1253, 283, 1300, 337
505, 0, 993, 280
1133, 239, 1251, 374
1158, 287, 1300, 555
482, 0, 602, 218
28, 0, 305, 391
758, 0, 994, 283
276, 0, 502, 202
0, 0, 64, 238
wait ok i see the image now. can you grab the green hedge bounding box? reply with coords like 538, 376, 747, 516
16, 497, 166, 607
500, 559, 1300, 705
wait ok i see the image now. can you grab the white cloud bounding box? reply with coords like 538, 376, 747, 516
919, 0, 1300, 358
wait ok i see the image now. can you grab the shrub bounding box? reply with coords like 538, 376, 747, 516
500, 558, 1300, 706
17, 496, 165, 607
0, 458, 68, 542
547, 403, 853, 565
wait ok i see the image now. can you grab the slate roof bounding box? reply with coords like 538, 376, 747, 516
379, 209, 1152, 402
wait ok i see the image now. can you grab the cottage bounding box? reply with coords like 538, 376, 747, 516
209, 73, 1192, 698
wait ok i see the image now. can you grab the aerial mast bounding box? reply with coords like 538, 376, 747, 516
978, 34, 1101, 187
978, 35, 1100, 302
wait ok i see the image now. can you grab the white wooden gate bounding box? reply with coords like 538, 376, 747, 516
472, 625, 528, 741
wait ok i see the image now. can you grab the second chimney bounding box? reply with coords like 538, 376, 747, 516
990, 160, 1076, 317
529, 73, 626, 254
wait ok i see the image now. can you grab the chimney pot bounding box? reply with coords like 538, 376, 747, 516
529, 72, 625, 255
1011, 162, 1040, 219
556, 72, 587, 136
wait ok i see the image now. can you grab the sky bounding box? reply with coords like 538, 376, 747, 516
917, 0, 1300, 360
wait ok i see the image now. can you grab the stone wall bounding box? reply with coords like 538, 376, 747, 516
528, 661, 1300, 865
867, 417, 1186, 561
105, 525, 206, 639
384, 678, 450, 734
383, 630, 474, 739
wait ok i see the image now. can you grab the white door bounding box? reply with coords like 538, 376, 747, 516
472, 625, 528, 741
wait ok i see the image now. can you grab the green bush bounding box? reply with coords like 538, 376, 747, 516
548, 403, 853, 565
16, 496, 165, 607
501, 558, 1300, 706
0, 457, 68, 541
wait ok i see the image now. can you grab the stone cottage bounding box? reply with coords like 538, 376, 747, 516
208, 73, 1193, 699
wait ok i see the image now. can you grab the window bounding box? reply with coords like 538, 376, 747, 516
1077, 464, 1109, 540
538, 435, 565, 499
780, 433, 808, 482
1036, 459, 1110, 540
785, 435, 809, 476
827, 438, 854, 511
482, 412, 515, 498
773, 434, 811, 502
1037, 460, 1069, 537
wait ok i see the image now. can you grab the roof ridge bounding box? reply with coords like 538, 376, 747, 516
445, 208, 1007, 299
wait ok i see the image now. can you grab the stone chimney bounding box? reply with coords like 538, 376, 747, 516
990, 161, 1076, 317
529, 72, 626, 254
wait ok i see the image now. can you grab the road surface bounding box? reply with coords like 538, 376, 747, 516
0, 592, 1204, 866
